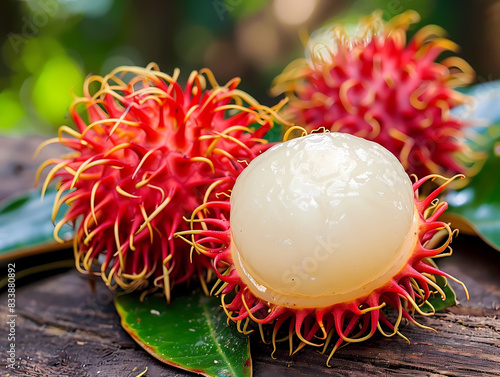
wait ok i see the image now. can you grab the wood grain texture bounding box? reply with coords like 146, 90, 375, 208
0, 136, 499, 376
0, 135, 69, 202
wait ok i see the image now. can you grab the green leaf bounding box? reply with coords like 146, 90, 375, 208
115, 291, 252, 377
441, 81, 500, 250
0, 189, 73, 260
443, 124, 500, 251
420, 274, 458, 312
420, 259, 458, 312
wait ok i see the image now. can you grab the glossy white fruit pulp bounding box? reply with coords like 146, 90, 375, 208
230, 133, 418, 308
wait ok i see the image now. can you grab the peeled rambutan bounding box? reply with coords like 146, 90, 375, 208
178, 130, 468, 364
272, 10, 478, 178
36, 63, 285, 301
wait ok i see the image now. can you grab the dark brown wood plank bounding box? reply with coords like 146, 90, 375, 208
1, 237, 499, 376
0, 135, 69, 202
1, 135, 499, 376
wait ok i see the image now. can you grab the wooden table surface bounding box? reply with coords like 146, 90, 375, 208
1, 135, 500, 377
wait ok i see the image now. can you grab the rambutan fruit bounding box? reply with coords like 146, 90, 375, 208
36, 63, 286, 301
272, 10, 479, 178
178, 130, 468, 364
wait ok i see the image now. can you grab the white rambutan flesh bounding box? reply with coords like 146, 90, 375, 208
229, 133, 419, 308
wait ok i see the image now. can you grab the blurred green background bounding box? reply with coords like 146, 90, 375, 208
0, 0, 496, 136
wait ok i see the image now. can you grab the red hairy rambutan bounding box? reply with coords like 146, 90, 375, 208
178, 130, 468, 364
272, 10, 479, 178
36, 63, 285, 301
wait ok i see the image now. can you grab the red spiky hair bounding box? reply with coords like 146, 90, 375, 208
272, 10, 480, 177
36, 63, 285, 301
